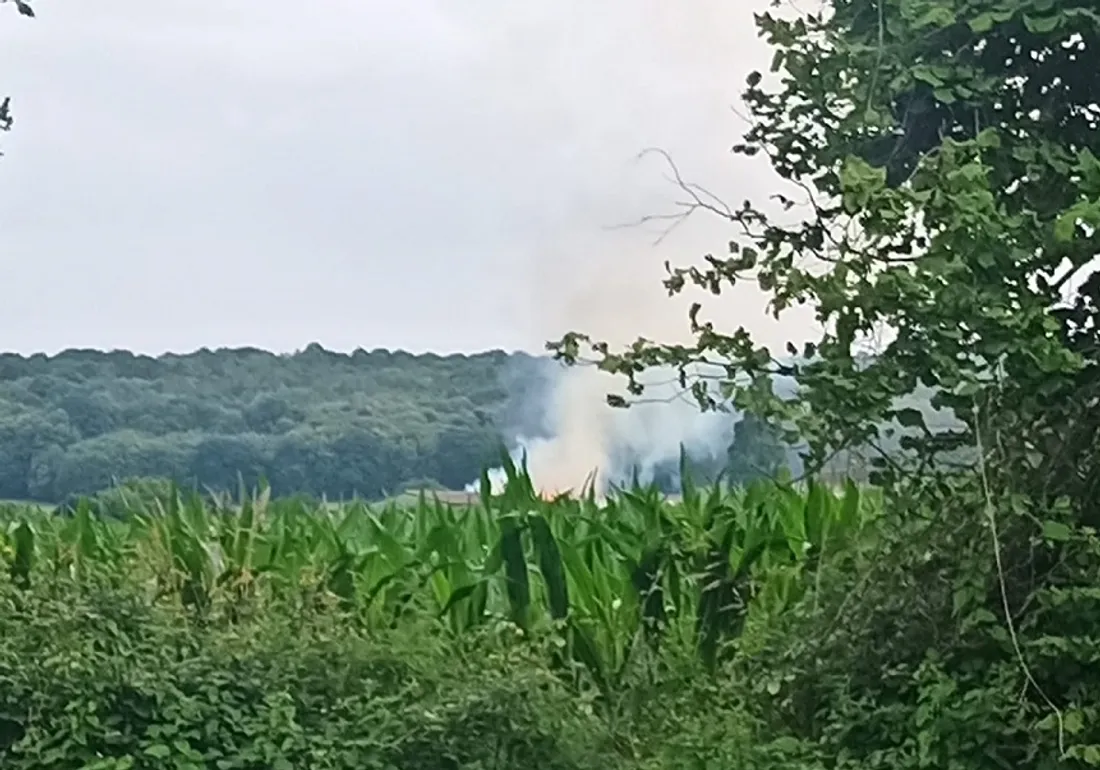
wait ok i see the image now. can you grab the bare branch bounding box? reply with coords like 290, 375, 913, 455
604, 147, 765, 247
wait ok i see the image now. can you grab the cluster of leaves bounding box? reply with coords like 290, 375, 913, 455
726, 475, 1100, 769
1, 466, 875, 698
556, 0, 1100, 477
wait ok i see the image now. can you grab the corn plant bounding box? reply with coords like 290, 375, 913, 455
0, 467, 878, 691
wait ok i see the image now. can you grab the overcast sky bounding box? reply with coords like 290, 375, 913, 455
1, 1, 815, 356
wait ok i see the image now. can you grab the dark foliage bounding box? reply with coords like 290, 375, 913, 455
0, 346, 548, 502
0, 580, 623, 769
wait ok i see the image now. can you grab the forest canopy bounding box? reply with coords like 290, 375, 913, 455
0, 346, 539, 501
0, 345, 789, 502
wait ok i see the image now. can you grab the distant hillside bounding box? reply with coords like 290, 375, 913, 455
0, 345, 548, 502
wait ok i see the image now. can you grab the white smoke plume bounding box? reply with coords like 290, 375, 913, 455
476, 363, 734, 496
467, 143, 814, 496
465, 1, 819, 496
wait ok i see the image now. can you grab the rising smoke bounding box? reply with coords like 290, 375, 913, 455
474, 360, 736, 496
466, 127, 815, 494
462, 1, 819, 496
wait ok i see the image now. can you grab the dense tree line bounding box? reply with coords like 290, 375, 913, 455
0, 345, 554, 501
0, 343, 931, 503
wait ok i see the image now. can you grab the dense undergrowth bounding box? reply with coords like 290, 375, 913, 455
0, 466, 854, 769
3, 462, 1097, 768
0, 587, 623, 770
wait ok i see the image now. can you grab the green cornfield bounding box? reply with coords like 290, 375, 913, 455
0, 458, 880, 690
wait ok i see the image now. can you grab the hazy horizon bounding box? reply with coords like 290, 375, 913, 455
0, 342, 546, 357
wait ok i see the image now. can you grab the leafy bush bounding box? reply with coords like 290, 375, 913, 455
0, 580, 624, 770
725, 484, 1100, 770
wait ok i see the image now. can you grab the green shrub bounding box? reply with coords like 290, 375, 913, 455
725, 485, 1100, 770
0, 580, 624, 770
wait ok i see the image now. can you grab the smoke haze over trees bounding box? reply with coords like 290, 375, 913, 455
0, 346, 799, 502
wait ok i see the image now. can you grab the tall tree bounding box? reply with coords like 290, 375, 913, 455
551, 1, 1100, 765
552, 0, 1100, 503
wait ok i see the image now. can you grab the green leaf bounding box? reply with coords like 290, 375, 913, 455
1070, 744, 1100, 766
975, 128, 1001, 149
933, 87, 956, 104
968, 13, 996, 32
9, 519, 34, 589
1065, 709, 1085, 735
1023, 14, 1061, 34
894, 408, 925, 428
143, 744, 172, 759
1054, 211, 1079, 242
1055, 200, 1100, 242
1041, 520, 1072, 542
530, 514, 570, 620
914, 7, 956, 29
498, 517, 530, 630
438, 580, 489, 617
769, 49, 785, 73
1077, 148, 1100, 194
912, 65, 945, 87
839, 156, 887, 212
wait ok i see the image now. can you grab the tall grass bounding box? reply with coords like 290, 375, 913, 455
0, 458, 878, 692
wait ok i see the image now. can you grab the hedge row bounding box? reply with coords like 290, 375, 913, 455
0, 581, 623, 770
